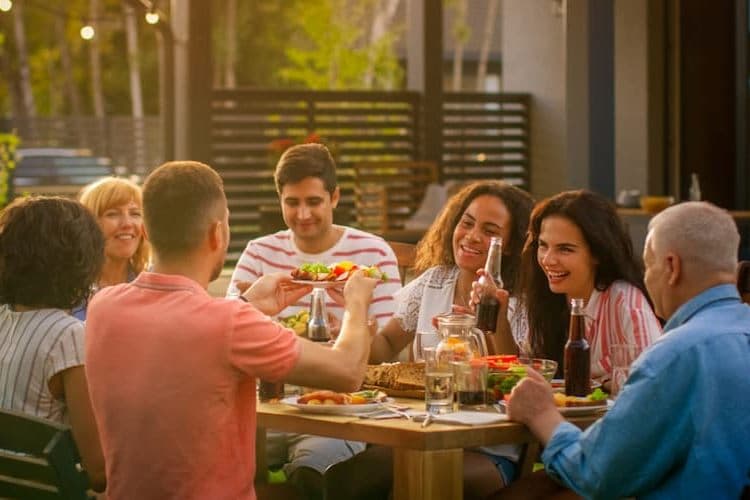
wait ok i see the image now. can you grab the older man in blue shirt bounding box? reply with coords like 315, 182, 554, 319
507, 202, 750, 499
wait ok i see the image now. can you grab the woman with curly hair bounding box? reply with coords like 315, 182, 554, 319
369, 180, 534, 362
519, 190, 661, 384
73, 176, 150, 320
329, 181, 534, 500
0, 196, 106, 491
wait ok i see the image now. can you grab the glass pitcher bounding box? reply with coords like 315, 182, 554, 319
434, 313, 488, 368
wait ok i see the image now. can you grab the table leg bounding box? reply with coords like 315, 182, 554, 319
518, 441, 541, 478
392, 448, 463, 500
255, 426, 268, 484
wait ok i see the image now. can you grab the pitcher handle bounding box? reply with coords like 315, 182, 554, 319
470, 327, 489, 357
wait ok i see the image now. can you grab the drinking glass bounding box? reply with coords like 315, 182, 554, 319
610, 343, 637, 397
258, 380, 285, 402
413, 331, 437, 362
423, 346, 454, 414
454, 359, 488, 410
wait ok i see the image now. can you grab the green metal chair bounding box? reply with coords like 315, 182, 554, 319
0, 408, 92, 500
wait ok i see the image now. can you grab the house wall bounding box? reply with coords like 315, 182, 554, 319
500, 0, 567, 198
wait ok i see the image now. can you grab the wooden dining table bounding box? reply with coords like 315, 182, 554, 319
255, 398, 602, 500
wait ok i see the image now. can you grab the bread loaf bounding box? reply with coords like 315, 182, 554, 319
364, 362, 425, 391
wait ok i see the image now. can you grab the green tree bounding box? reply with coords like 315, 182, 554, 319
278, 0, 403, 90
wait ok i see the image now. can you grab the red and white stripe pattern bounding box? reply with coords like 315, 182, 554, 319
228, 227, 401, 326
582, 280, 662, 382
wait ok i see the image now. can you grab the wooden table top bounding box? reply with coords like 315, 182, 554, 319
257, 398, 599, 451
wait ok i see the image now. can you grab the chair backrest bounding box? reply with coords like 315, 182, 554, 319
0, 408, 91, 500
738, 261, 750, 304
387, 240, 417, 285
354, 161, 438, 234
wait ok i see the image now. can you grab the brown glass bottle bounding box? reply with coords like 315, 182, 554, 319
475, 237, 504, 333
564, 298, 591, 396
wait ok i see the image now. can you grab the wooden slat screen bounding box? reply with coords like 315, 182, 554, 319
211, 89, 421, 264
441, 92, 530, 189
7, 116, 163, 174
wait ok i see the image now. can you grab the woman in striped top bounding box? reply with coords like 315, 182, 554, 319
518, 190, 662, 386
0, 197, 106, 491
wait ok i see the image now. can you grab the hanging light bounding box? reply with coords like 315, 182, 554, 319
0, 0, 13, 12
145, 1, 159, 24
80, 24, 95, 40
145, 11, 159, 24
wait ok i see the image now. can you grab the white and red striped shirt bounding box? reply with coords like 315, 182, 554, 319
228, 227, 401, 327
583, 280, 661, 382
517, 281, 662, 384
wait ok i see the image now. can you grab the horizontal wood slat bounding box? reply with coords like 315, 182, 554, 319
211, 89, 530, 267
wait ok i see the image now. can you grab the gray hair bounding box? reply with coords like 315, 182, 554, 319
647, 201, 739, 275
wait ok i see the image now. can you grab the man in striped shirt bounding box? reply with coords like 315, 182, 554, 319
227, 143, 401, 498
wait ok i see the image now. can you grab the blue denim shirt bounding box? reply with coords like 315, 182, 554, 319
542, 284, 750, 499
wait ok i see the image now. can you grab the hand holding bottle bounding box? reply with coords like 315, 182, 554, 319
470, 268, 511, 320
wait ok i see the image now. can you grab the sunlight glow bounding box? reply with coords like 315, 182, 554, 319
80, 25, 95, 40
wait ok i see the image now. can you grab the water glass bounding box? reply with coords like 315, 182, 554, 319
413, 331, 437, 362
610, 343, 637, 397
423, 346, 454, 414
454, 359, 488, 410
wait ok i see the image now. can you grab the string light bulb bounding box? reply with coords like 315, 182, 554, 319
0, 0, 13, 13
80, 25, 95, 40
145, 11, 159, 24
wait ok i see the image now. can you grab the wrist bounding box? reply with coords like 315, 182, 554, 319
527, 407, 565, 444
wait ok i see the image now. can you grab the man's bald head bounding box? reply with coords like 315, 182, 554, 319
647, 202, 738, 278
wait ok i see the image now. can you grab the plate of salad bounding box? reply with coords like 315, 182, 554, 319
290, 261, 387, 286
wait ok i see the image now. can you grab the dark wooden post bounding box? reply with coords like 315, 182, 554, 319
171, 0, 212, 163
423, 0, 443, 181
186, 0, 212, 163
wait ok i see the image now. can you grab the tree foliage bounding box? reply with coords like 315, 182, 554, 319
1, 0, 404, 117
278, 0, 403, 90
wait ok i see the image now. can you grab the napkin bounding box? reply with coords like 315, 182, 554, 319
431, 411, 508, 426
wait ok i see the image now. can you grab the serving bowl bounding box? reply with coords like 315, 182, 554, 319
483, 356, 558, 403
639, 195, 675, 214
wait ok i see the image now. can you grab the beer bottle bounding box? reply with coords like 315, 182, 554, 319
564, 298, 591, 396
307, 288, 330, 342
475, 237, 504, 333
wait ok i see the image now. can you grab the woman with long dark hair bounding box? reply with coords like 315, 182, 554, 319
519, 190, 661, 383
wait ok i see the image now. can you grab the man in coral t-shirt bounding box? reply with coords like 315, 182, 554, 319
85, 161, 377, 500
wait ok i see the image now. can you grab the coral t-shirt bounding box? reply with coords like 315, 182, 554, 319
85, 272, 300, 500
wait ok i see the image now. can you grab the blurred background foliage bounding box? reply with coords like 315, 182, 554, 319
0, 0, 404, 118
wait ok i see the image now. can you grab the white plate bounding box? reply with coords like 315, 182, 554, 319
550, 379, 603, 391
281, 396, 394, 415
496, 399, 612, 417
290, 279, 345, 289
558, 399, 613, 416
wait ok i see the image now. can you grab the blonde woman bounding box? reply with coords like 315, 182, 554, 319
73, 177, 150, 320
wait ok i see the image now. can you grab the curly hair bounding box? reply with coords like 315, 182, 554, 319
79, 176, 150, 274
520, 190, 647, 368
414, 181, 534, 294
0, 197, 104, 309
